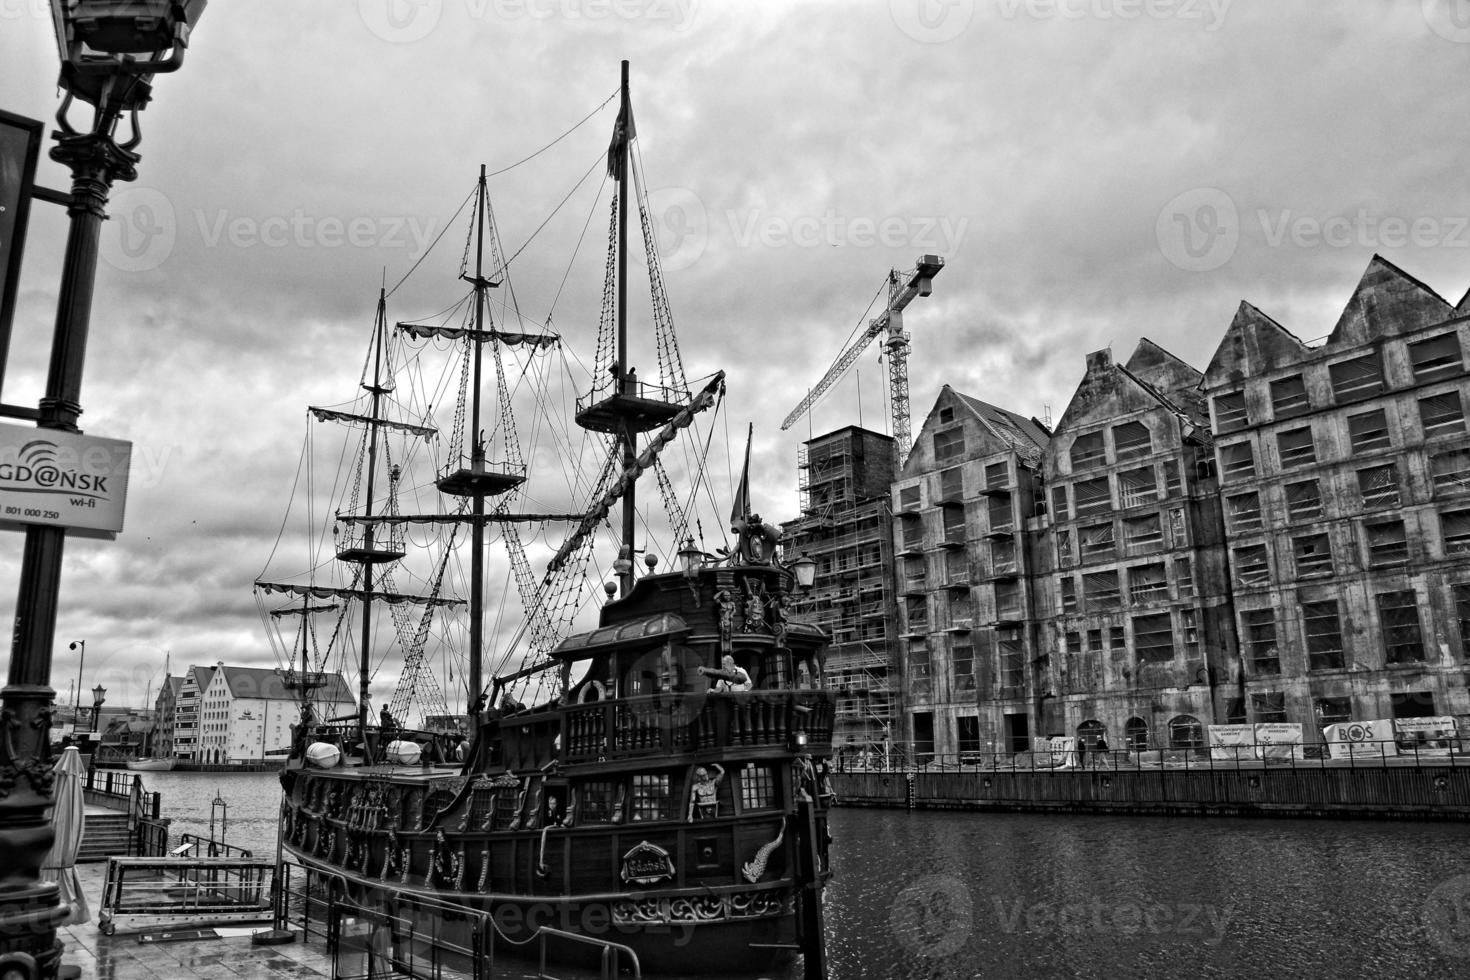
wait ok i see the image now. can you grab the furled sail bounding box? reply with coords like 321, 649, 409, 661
308, 407, 437, 440
255, 581, 463, 607
397, 322, 559, 348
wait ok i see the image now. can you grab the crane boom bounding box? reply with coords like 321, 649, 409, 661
780, 255, 944, 442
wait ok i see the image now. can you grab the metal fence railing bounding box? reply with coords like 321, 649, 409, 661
831, 740, 1470, 774
274, 862, 641, 980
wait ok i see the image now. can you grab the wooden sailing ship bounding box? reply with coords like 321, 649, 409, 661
259, 63, 836, 975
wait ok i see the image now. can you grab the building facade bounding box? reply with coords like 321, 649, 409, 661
172, 665, 213, 762
1201, 256, 1470, 733
1043, 341, 1236, 754
809, 255, 1470, 760
153, 675, 183, 758
783, 427, 901, 761
197, 664, 355, 763
891, 387, 1050, 757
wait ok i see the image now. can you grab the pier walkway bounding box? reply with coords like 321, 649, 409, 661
59, 862, 335, 980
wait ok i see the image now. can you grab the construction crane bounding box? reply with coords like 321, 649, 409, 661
780, 255, 944, 466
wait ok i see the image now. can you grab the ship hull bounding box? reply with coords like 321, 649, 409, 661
286, 846, 801, 975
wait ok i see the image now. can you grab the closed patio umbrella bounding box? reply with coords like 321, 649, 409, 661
41, 746, 89, 925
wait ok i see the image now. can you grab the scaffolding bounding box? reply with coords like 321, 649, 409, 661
786, 430, 899, 758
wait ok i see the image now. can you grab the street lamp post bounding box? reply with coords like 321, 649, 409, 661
67, 640, 83, 735
89, 686, 105, 735
0, 6, 207, 979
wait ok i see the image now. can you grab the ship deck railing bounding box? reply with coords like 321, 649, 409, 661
558, 690, 836, 765
96, 855, 276, 935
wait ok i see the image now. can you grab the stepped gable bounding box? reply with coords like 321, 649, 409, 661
950, 387, 1049, 460
1326, 254, 1454, 346
1201, 300, 1309, 390
1123, 338, 1207, 425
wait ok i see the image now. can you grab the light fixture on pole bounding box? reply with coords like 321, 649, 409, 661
0, 6, 208, 980
790, 553, 817, 591
67, 640, 84, 732
89, 685, 106, 734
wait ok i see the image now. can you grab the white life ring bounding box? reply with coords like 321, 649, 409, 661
577, 679, 608, 704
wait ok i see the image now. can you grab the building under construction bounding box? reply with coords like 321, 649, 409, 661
783, 426, 901, 763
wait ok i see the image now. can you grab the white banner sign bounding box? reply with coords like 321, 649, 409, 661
1207, 723, 1256, 761
1255, 723, 1303, 761
1393, 717, 1459, 756
0, 424, 132, 539
1031, 735, 1078, 769
1208, 723, 1303, 760
1324, 719, 1397, 760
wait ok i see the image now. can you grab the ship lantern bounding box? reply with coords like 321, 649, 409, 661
50, 1, 209, 112
790, 552, 817, 590
678, 538, 702, 578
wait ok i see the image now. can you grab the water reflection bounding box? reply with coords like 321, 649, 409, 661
134, 773, 1470, 978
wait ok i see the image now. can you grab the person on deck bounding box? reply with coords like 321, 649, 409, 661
709, 655, 752, 693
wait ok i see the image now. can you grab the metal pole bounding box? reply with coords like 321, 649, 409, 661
0, 118, 135, 980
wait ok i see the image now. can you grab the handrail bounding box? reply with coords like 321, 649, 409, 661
536, 926, 641, 980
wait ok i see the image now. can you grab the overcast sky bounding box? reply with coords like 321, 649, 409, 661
3, 1, 1470, 711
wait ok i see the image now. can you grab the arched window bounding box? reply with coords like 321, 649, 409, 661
1125, 717, 1149, 751
1168, 715, 1204, 750
1076, 719, 1106, 750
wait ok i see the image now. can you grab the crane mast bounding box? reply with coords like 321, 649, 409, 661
780, 255, 944, 467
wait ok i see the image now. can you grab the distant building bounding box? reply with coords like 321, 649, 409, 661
782, 427, 902, 760
196, 663, 356, 763
1200, 256, 1470, 734
154, 674, 184, 758
172, 665, 214, 762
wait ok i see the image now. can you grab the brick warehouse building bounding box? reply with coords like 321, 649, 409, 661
889, 387, 1049, 758
1201, 256, 1470, 738
794, 255, 1470, 759
1043, 340, 1238, 755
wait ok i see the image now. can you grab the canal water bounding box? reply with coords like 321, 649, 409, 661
136, 771, 1470, 978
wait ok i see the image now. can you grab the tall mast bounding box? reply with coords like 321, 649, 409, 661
616, 59, 635, 596
358, 289, 390, 755
469, 166, 489, 710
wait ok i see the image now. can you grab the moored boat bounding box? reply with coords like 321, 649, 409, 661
124, 757, 176, 772
260, 63, 835, 976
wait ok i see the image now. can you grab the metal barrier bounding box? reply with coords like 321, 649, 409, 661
833, 741, 1470, 773
326, 885, 491, 980
536, 926, 641, 980
175, 833, 253, 858
280, 860, 641, 980
97, 856, 276, 935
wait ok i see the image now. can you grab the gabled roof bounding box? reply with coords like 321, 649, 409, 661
1054, 345, 1203, 437
185, 665, 215, 692
949, 389, 1050, 457
1201, 301, 1310, 389
213, 665, 355, 704
1327, 254, 1453, 345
